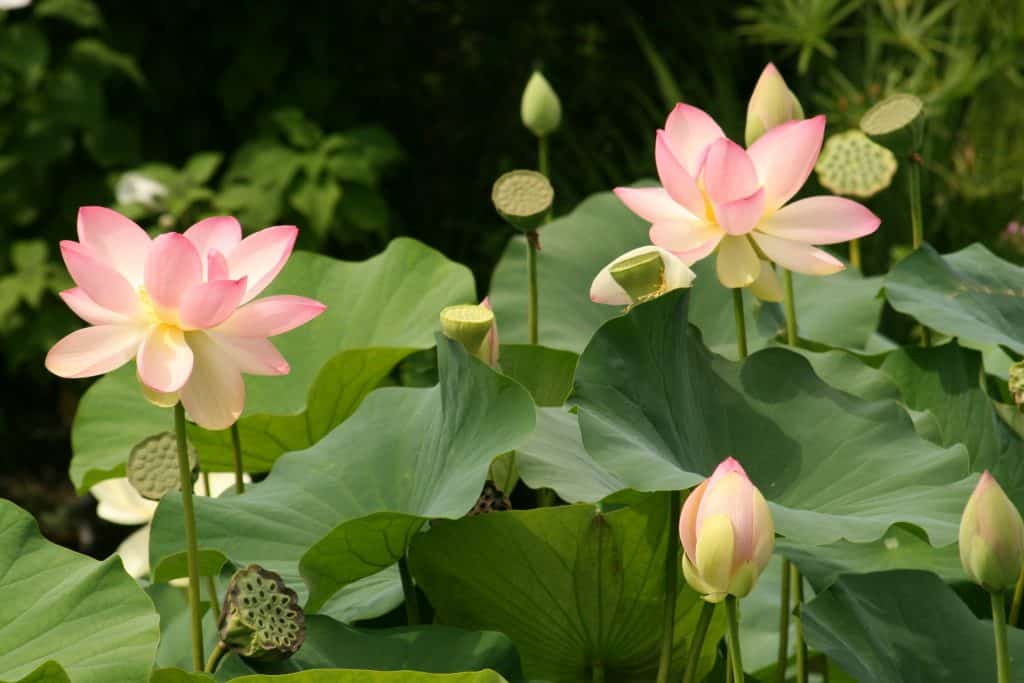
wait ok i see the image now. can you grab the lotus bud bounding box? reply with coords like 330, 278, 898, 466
1009, 360, 1024, 409
590, 246, 695, 307
440, 301, 498, 367
520, 70, 562, 138
959, 471, 1024, 592
678, 457, 775, 603
745, 63, 804, 147
218, 565, 305, 661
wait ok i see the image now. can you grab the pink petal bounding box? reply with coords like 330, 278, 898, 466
715, 235, 760, 288
45, 325, 144, 378
752, 232, 845, 275
696, 471, 756, 566
716, 188, 765, 236
59, 287, 129, 325
180, 331, 245, 429
747, 116, 826, 210
214, 294, 326, 337
701, 138, 760, 205
76, 206, 151, 286
178, 277, 248, 330
679, 479, 708, 564
207, 249, 230, 281
650, 221, 722, 253
206, 333, 290, 375
655, 131, 706, 218
137, 324, 194, 393
144, 233, 203, 314
674, 233, 724, 265
184, 216, 242, 264
613, 187, 693, 224
757, 196, 881, 245
228, 226, 298, 303
60, 241, 140, 317
664, 104, 726, 176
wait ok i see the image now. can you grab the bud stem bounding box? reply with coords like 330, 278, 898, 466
732, 289, 748, 359
655, 490, 681, 683
792, 565, 808, 683
908, 153, 924, 251
1011, 569, 1024, 626
682, 601, 716, 683
725, 595, 745, 683
849, 238, 861, 271
206, 575, 221, 622
776, 558, 792, 683
175, 402, 205, 671
399, 554, 420, 625
783, 270, 798, 347
230, 422, 245, 494
991, 591, 1011, 683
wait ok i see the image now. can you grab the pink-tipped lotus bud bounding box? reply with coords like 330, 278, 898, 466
520, 70, 562, 138
959, 471, 1024, 592
590, 246, 695, 307
678, 457, 775, 602
440, 302, 499, 367
745, 63, 804, 147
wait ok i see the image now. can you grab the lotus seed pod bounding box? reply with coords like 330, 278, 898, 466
520, 70, 562, 138
745, 63, 804, 147
468, 480, 513, 515
860, 93, 923, 155
591, 246, 696, 307
126, 432, 198, 500
1009, 360, 1024, 409
959, 471, 1024, 592
219, 565, 306, 661
815, 130, 898, 199
491, 170, 554, 233
440, 304, 496, 365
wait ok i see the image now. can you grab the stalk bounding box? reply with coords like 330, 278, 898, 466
725, 595, 745, 683
793, 566, 808, 683
782, 270, 798, 347
174, 402, 205, 671
230, 423, 245, 494
991, 591, 1011, 683
205, 641, 227, 674
849, 238, 861, 270
1010, 568, 1024, 626
682, 601, 717, 683
655, 491, 681, 683
776, 559, 792, 683
908, 156, 924, 249
205, 575, 221, 622
399, 555, 420, 625
732, 289, 748, 359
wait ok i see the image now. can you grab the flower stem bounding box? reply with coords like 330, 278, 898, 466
725, 595, 745, 683
793, 565, 808, 683
849, 238, 861, 271
908, 157, 924, 250
399, 554, 420, 625
526, 234, 539, 345
205, 575, 221, 623
205, 641, 227, 674
732, 288, 748, 360
776, 558, 792, 683
174, 402, 205, 671
230, 422, 245, 494
592, 661, 605, 683
991, 591, 1011, 683
682, 601, 716, 683
1010, 568, 1024, 626
782, 270, 798, 347
655, 490, 681, 683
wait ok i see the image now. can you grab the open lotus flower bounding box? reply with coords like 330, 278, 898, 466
959, 471, 1024, 592
45, 208, 326, 429
616, 102, 880, 299
679, 457, 774, 602
590, 245, 695, 306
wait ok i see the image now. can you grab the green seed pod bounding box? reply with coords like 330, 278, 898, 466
491, 169, 554, 233
1009, 360, 1024, 409
126, 432, 198, 500
440, 304, 495, 362
815, 130, 898, 199
859, 93, 923, 155
520, 70, 562, 138
609, 250, 666, 304
218, 565, 306, 661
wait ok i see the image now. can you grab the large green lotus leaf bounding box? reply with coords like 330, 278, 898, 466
488, 185, 882, 357
225, 672, 508, 683
885, 243, 1024, 354
317, 565, 404, 624
147, 584, 218, 672
148, 670, 214, 683
497, 345, 577, 407
0, 501, 159, 683
802, 570, 1024, 682
69, 238, 475, 492
409, 495, 724, 683
573, 290, 975, 546
213, 616, 523, 682
148, 338, 536, 611
1, 661, 71, 683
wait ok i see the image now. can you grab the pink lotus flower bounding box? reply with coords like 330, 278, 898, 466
679, 457, 774, 602
46, 207, 326, 429
616, 100, 880, 300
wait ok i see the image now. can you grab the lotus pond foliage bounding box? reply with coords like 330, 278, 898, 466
2, 2, 1024, 683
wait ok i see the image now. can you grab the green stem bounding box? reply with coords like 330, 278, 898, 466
398, 555, 420, 625
908, 159, 924, 249
174, 403, 205, 671
205, 575, 221, 623
230, 422, 245, 494
655, 491, 681, 683
538, 135, 550, 179
592, 661, 605, 683
682, 601, 716, 683
725, 595, 745, 683
776, 558, 792, 683
849, 238, 861, 271
782, 270, 798, 347
204, 641, 227, 674
526, 237, 539, 345
992, 591, 1011, 683
1010, 568, 1024, 626
732, 288, 748, 359
793, 565, 808, 683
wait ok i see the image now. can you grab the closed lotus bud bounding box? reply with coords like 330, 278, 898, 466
745, 63, 804, 147
959, 471, 1024, 592
590, 246, 695, 307
440, 301, 499, 367
520, 70, 562, 138
679, 457, 774, 603
1009, 360, 1024, 409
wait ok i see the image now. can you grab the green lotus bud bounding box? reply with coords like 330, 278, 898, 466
1009, 360, 1024, 408
126, 432, 198, 500
440, 302, 498, 366
520, 70, 562, 138
745, 63, 804, 147
218, 564, 306, 661
860, 93, 923, 155
491, 169, 554, 233
959, 471, 1024, 592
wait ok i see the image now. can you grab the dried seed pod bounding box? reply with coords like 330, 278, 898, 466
218, 564, 306, 661
126, 432, 197, 500
469, 480, 512, 516
815, 130, 898, 199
